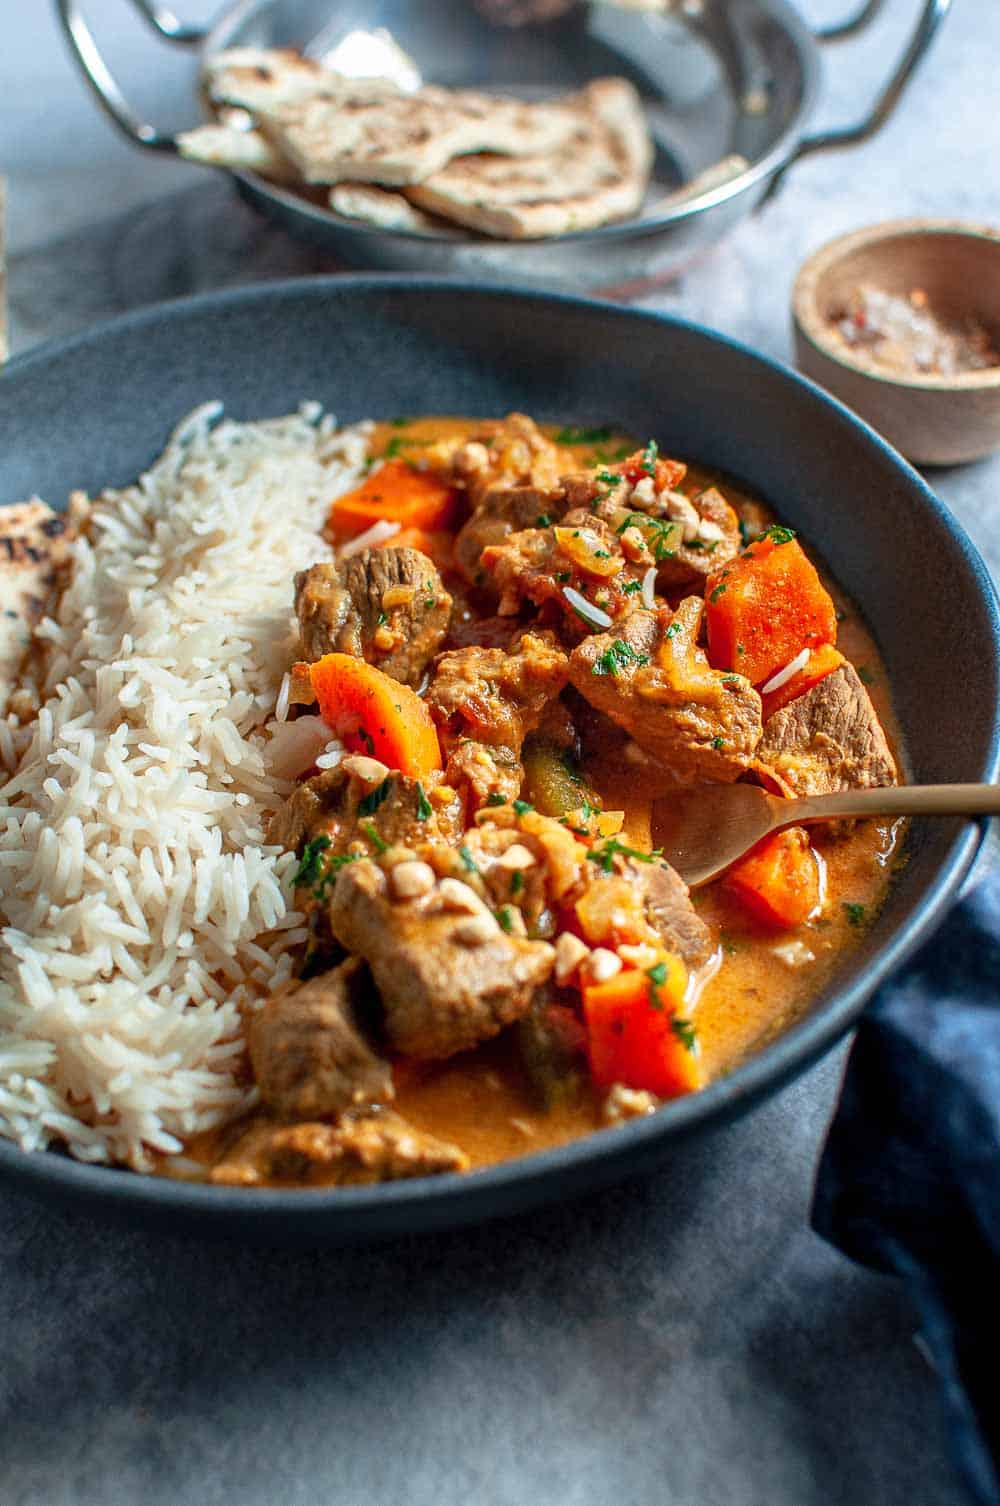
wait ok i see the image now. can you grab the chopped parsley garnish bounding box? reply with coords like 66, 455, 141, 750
415, 782, 432, 820
664, 621, 682, 639
555, 424, 613, 445
843, 902, 867, 928
459, 845, 479, 874
377, 611, 388, 626
712, 736, 725, 749
642, 438, 659, 476
738, 518, 752, 546
721, 675, 741, 685
513, 799, 534, 817
556, 571, 572, 583
687, 538, 719, 553
671, 1017, 699, 1053
357, 776, 393, 817
293, 835, 331, 891
763, 524, 796, 546
536, 513, 552, 528
425, 597, 436, 608
497, 906, 515, 933
593, 549, 611, 560
384, 435, 416, 458
292, 838, 361, 900
591, 639, 650, 677
363, 821, 388, 853
587, 838, 663, 874
597, 470, 622, 487
646, 961, 669, 991
510, 870, 524, 896
709, 582, 728, 603
622, 580, 642, 595
486, 792, 507, 807
858, 666, 876, 686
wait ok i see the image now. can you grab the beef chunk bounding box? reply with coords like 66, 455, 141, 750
328, 859, 555, 1059
625, 857, 714, 968
453, 484, 569, 585
568, 600, 763, 784
441, 740, 523, 808
295, 547, 451, 687
756, 663, 897, 796
248, 959, 393, 1121
210, 1110, 468, 1186
481, 510, 643, 635
427, 630, 569, 808
269, 762, 463, 862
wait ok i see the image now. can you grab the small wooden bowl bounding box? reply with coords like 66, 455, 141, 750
793, 220, 1000, 465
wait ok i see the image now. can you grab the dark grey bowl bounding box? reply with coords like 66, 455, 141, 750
0, 277, 997, 1243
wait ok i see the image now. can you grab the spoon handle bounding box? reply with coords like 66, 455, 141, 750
791, 782, 1000, 825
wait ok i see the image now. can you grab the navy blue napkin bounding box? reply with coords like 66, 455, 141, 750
813, 855, 1000, 1506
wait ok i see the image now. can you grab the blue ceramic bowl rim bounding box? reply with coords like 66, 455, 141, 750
1, 275, 998, 1230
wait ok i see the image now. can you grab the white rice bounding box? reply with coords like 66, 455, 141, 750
0, 403, 369, 1169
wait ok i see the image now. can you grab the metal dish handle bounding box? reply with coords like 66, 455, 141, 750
54, 0, 205, 153
793, 0, 952, 161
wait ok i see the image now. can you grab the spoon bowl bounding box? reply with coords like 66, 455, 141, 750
657, 781, 1000, 888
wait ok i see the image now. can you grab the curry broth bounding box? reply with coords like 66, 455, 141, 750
165, 415, 906, 1183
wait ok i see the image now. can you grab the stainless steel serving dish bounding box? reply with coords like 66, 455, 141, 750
58, 0, 950, 291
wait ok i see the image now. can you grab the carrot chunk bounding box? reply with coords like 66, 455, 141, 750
761, 643, 845, 720
308, 653, 442, 777
329, 460, 459, 539
725, 827, 820, 929
705, 532, 838, 687
582, 957, 702, 1098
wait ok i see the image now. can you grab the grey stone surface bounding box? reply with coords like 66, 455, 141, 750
2, 2, 998, 1503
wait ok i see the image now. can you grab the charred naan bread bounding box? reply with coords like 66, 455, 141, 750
405, 78, 652, 238
256, 80, 580, 187
0, 500, 75, 712
202, 48, 338, 114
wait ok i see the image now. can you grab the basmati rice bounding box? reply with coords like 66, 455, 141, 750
0, 403, 369, 1168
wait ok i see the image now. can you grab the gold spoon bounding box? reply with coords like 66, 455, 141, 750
656, 783, 1000, 888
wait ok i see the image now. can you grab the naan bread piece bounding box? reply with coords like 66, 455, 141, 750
406, 78, 652, 239
177, 124, 298, 183
329, 184, 455, 234
202, 47, 340, 113
652, 153, 749, 211
258, 80, 579, 187
0, 500, 74, 712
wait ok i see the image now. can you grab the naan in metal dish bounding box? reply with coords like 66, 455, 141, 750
405, 78, 652, 238
255, 79, 581, 187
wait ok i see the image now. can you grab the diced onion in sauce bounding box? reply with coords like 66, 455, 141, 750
641, 567, 657, 610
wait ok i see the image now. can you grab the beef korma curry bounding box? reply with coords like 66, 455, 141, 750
178, 414, 902, 1187
0, 409, 902, 1185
